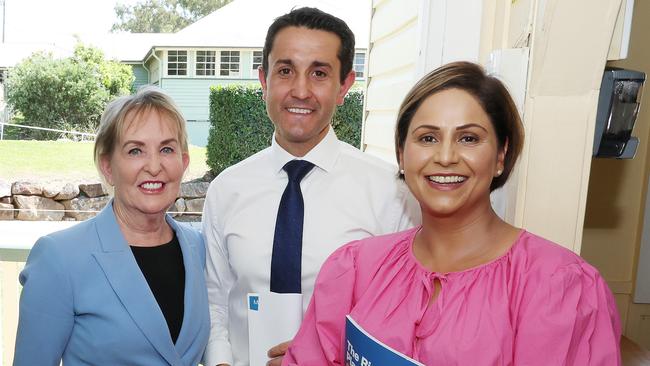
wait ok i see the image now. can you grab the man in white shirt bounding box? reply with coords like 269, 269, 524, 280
202, 7, 419, 366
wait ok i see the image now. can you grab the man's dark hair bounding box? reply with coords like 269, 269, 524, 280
262, 7, 355, 83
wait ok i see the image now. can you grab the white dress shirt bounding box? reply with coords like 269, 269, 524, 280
202, 128, 420, 366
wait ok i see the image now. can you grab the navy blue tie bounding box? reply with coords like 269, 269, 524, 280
270, 160, 315, 293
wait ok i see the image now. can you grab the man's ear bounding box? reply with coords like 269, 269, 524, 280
336, 71, 356, 106
258, 67, 268, 101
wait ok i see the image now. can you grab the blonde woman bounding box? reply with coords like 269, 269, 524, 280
15, 87, 209, 366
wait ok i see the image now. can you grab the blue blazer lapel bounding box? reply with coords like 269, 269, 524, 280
169, 218, 208, 357
91, 202, 182, 366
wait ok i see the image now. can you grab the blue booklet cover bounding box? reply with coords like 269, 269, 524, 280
345, 315, 424, 366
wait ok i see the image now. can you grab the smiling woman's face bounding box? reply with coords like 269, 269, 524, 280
100, 108, 189, 218
399, 88, 505, 218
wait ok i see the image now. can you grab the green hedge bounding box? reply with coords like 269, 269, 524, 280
207, 85, 364, 175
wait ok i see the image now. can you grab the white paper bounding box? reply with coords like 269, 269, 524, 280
247, 291, 303, 366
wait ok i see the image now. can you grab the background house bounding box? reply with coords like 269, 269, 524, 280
1, 0, 371, 146
91, 0, 371, 146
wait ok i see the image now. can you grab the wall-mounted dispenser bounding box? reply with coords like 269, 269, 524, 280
593, 67, 645, 159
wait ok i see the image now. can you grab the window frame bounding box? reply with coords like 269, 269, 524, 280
195, 50, 217, 77
252, 50, 263, 72
167, 50, 188, 77
353, 52, 366, 79
219, 50, 241, 78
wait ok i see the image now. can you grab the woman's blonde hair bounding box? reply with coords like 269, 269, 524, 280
93, 86, 189, 172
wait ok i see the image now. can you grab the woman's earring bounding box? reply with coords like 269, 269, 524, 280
496, 169, 502, 177
399, 169, 405, 175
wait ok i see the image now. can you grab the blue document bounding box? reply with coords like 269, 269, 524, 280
345, 315, 424, 366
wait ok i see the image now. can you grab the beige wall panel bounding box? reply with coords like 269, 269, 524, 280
625, 303, 650, 349
479, 0, 507, 62
370, 0, 419, 43
518, 93, 599, 250
583, 229, 637, 282
367, 25, 418, 77
365, 69, 416, 111
607, 0, 626, 60
435, 0, 483, 65
508, 0, 534, 47
580, 1, 650, 331
583, 140, 648, 281
529, 0, 622, 97
607, 0, 635, 60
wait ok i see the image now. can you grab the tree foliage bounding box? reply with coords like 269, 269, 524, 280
73, 44, 134, 96
112, 0, 233, 33
5, 43, 134, 140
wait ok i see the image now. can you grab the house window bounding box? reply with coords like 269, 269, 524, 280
353, 52, 365, 78
168, 50, 187, 76
252, 51, 263, 70
196, 50, 216, 76
220, 50, 240, 76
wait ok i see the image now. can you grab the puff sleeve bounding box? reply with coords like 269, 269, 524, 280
513, 262, 621, 365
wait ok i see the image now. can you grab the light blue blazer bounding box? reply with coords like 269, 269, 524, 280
14, 201, 210, 366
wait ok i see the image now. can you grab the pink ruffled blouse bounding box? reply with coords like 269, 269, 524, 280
284, 227, 621, 365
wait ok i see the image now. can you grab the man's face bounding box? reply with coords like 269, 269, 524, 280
259, 26, 355, 157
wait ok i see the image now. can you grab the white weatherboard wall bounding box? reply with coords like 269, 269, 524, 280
362, 0, 484, 163
363, 0, 421, 162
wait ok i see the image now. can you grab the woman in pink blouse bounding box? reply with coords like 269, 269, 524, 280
283, 61, 621, 365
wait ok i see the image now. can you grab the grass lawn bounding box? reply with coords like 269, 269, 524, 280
0, 140, 210, 183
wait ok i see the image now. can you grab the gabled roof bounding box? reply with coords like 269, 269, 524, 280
1, 0, 371, 68
170, 0, 371, 49
81, 33, 173, 62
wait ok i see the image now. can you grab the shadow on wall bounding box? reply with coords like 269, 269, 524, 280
583, 158, 629, 228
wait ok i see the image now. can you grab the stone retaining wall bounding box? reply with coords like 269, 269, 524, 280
0, 179, 209, 221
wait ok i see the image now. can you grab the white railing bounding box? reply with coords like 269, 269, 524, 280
0, 122, 96, 141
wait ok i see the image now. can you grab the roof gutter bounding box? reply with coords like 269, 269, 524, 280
143, 47, 163, 87
152, 49, 163, 87
142, 48, 154, 84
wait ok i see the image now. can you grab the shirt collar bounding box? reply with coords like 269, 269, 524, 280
270, 127, 340, 174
